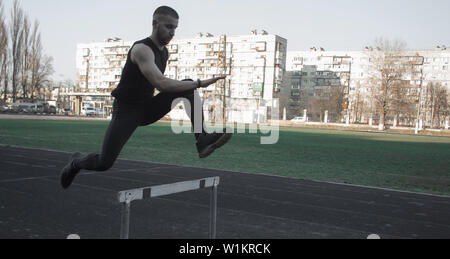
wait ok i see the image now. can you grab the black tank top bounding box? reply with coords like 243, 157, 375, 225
111, 37, 168, 104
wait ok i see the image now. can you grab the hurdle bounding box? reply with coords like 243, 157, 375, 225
117, 176, 220, 239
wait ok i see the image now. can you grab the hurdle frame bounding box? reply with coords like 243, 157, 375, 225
117, 176, 220, 239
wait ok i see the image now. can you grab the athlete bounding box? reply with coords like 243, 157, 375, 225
60, 6, 231, 189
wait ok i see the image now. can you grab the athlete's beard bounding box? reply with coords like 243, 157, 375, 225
160, 38, 171, 46
157, 31, 172, 46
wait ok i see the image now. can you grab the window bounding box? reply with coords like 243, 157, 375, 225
292, 79, 301, 84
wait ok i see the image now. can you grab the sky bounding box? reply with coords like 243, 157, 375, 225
3, 0, 450, 81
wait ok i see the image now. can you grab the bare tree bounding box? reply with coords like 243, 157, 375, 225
329, 83, 347, 122
401, 89, 418, 127
361, 68, 377, 125
298, 88, 312, 116
29, 20, 39, 98
20, 14, 30, 99
33, 55, 54, 100
436, 88, 449, 128
366, 38, 409, 130
0, 0, 9, 102
352, 81, 365, 123
311, 91, 329, 122
1, 41, 8, 102
426, 83, 448, 128
28, 20, 53, 100
308, 82, 347, 123
437, 88, 450, 128
9, 0, 24, 103
390, 78, 411, 126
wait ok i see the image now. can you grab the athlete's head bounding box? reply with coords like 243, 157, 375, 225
152, 6, 179, 46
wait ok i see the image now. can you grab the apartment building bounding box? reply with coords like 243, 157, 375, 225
165, 32, 287, 123
415, 48, 450, 127
281, 66, 342, 121
73, 33, 287, 123
76, 37, 132, 91
284, 47, 450, 126
72, 38, 132, 115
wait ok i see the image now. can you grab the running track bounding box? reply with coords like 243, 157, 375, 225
1, 145, 449, 239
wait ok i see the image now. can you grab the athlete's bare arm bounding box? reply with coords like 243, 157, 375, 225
131, 43, 225, 93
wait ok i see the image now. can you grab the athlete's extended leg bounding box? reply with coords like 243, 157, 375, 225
60, 101, 140, 189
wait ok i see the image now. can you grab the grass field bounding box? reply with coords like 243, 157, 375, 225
0, 118, 449, 195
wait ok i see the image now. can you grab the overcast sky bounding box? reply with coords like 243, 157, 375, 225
4, 0, 450, 81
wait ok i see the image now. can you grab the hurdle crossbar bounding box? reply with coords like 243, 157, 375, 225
117, 176, 220, 239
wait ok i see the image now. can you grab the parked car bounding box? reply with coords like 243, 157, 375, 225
291, 117, 307, 123
84, 107, 96, 116
10, 104, 20, 113
64, 108, 72, 116
47, 105, 56, 114
33, 104, 44, 114
18, 104, 34, 113
95, 108, 105, 117
57, 107, 69, 115
0, 105, 9, 113
40, 104, 56, 114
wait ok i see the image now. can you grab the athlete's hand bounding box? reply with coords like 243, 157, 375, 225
198, 76, 226, 88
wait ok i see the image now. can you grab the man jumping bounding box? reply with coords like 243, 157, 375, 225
60, 6, 232, 189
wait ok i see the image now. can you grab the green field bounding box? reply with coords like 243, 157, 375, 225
1, 118, 449, 195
